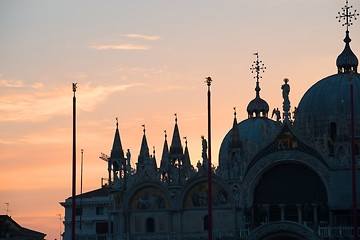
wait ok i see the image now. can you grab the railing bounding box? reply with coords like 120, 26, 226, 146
318, 226, 360, 238
74, 227, 358, 240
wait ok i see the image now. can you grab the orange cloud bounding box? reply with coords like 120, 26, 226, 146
90, 44, 151, 50
0, 82, 145, 122
125, 34, 161, 41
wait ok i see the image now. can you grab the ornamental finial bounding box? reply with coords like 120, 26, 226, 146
337, 0, 358, 31
72, 83, 77, 96
174, 113, 177, 124
250, 52, 266, 97
142, 124, 146, 135
116, 117, 119, 129
205, 77, 212, 90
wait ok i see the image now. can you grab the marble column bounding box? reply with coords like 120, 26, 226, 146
263, 204, 270, 222
296, 204, 303, 223
279, 204, 285, 221
312, 203, 318, 228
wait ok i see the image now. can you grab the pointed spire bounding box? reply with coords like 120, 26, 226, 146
336, 0, 359, 73
170, 114, 183, 155
183, 136, 191, 168
152, 146, 157, 169
160, 130, 170, 170
138, 125, 150, 169
110, 118, 124, 159
229, 108, 242, 149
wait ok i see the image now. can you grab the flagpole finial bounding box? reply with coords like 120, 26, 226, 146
72, 83, 77, 96
205, 77, 212, 89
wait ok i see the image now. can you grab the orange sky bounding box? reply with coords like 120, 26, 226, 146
0, 0, 359, 239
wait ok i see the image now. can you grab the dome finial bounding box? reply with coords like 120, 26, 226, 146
336, 0, 358, 32
336, 0, 359, 73
248, 53, 269, 118
250, 52, 266, 98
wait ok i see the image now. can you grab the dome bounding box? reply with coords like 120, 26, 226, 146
247, 97, 269, 118
297, 30, 360, 139
219, 117, 277, 167
297, 72, 360, 138
336, 31, 358, 73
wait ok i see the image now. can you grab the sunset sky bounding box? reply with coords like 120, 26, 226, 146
0, 0, 359, 239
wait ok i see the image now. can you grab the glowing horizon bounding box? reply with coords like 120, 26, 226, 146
0, 0, 359, 238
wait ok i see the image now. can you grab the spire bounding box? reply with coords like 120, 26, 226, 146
170, 114, 183, 155
160, 130, 170, 170
110, 118, 124, 159
247, 53, 269, 118
229, 108, 242, 149
152, 146, 157, 169
183, 136, 191, 168
336, 0, 359, 73
138, 124, 150, 169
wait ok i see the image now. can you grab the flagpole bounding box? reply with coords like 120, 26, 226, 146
72, 83, 77, 240
205, 77, 213, 240
350, 71, 358, 240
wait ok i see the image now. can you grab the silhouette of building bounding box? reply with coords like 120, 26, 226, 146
0, 215, 46, 240
61, 2, 360, 239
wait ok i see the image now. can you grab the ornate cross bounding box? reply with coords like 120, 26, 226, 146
250, 52, 266, 83
337, 0, 358, 31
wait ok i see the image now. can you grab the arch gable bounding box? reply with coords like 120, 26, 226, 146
241, 151, 330, 208
126, 183, 170, 210
245, 123, 328, 178
179, 175, 232, 209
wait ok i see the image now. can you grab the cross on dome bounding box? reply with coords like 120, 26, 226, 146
337, 0, 358, 31
250, 52, 266, 97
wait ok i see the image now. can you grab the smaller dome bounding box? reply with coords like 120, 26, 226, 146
336, 31, 358, 73
247, 96, 269, 118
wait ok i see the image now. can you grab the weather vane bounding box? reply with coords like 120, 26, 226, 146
250, 52, 266, 83
336, 0, 358, 31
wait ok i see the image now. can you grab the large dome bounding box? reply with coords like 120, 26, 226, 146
219, 117, 277, 167
297, 31, 360, 139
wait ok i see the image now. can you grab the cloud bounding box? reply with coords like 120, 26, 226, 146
0, 74, 43, 89
0, 79, 25, 88
125, 34, 161, 41
0, 82, 145, 122
90, 44, 151, 50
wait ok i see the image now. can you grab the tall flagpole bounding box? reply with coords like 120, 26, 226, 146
72, 83, 77, 240
205, 77, 213, 240
350, 71, 358, 240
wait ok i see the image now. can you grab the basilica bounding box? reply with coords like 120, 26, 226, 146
61, 2, 360, 240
